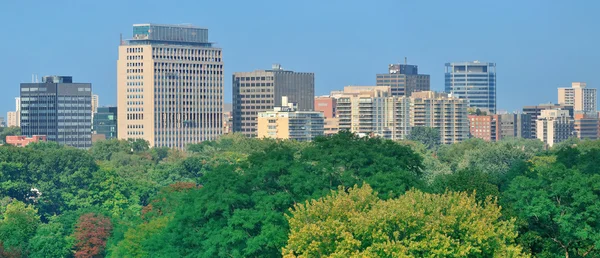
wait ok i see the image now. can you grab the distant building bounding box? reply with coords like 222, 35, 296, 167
0, 117, 5, 127
336, 86, 411, 140
7, 97, 21, 127
558, 82, 596, 113
573, 112, 598, 140
6, 135, 47, 147
410, 91, 470, 144
117, 23, 224, 149
314, 96, 336, 119
376, 63, 430, 96
468, 115, 500, 141
536, 109, 574, 147
257, 97, 324, 141
445, 61, 496, 114
233, 64, 314, 137
91, 94, 99, 118
223, 103, 232, 133
93, 106, 117, 140
499, 113, 531, 139
21, 76, 92, 149
523, 104, 573, 139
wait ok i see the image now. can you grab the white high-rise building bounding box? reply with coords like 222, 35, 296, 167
117, 24, 224, 148
558, 82, 597, 113
536, 109, 574, 147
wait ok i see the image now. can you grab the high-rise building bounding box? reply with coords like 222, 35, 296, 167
20, 76, 92, 149
573, 112, 598, 140
117, 24, 224, 148
558, 82, 597, 113
410, 91, 470, 144
91, 94, 99, 115
257, 97, 324, 141
7, 112, 17, 127
376, 63, 430, 96
93, 106, 118, 140
314, 96, 336, 119
536, 109, 574, 147
336, 86, 411, 140
232, 64, 314, 137
523, 103, 573, 139
468, 114, 500, 141
445, 61, 496, 114
499, 113, 531, 139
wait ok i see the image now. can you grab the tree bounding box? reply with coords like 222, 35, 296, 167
28, 220, 72, 258
283, 184, 526, 257
0, 126, 21, 144
0, 200, 40, 255
407, 126, 441, 150
505, 148, 600, 257
73, 213, 113, 258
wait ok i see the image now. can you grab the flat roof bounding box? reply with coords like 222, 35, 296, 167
132, 23, 208, 30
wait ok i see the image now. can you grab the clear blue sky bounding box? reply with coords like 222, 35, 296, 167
1, 0, 598, 117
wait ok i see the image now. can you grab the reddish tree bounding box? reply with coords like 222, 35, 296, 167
73, 213, 113, 258
0, 242, 22, 258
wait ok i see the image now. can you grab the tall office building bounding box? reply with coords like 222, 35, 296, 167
523, 103, 573, 139
20, 76, 92, 149
232, 64, 314, 137
117, 24, 224, 148
376, 63, 430, 97
257, 97, 324, 141
410, 91, 470, 144
445, 61, 496, 114
499, 113, 531, 139
536, 109, 574, 147
93, 106, 118, 140
558, 82, 597, 113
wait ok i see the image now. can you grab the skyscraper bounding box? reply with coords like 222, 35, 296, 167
20, 76, 92, 149
232, 64, 314, 137
558, 82, 597, 113
376, 63, 430, 96
117, 24, 224, 148
445, 61, 496, 114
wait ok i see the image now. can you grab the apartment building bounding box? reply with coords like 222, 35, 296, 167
410, 91, 469, 144
536, 109, 574, 147
558, 82, 597, 113
468, 114, 500, 141
523, 103, 573, 139
257, 97, 324, 141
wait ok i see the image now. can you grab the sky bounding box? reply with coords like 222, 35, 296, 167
0, 0, 598, 117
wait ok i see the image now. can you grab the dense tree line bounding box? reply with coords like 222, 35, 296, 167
0, 131, 599, 257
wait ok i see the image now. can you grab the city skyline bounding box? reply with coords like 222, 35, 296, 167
1, 0, 599, 118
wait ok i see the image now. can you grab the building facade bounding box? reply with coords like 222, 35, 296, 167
232, 64, 314, 137
558, 82, 597, 113
20, 76, 92, 149
93, 106, 118, 140
499, 113, 531, 139
573, 112, 598, 140
468, 115, 500, 141
314, 96, 336, 119
376, 64, 430, 97
410, 91, 470, 144
523, 104, 573, 139
7, 112, 17, 127
92, 94, 99, 117
6, 135, 47, 147
336, 86, 412, 140
536, 109, 574, 147
257, 97, 324, 141
445, 61, 496, 114
117, 24, 224, 148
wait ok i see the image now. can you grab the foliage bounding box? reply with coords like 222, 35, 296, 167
0, 200, 40, 255
0, 126, 21, 143
283, 184, 526, 257
407, 126, 441, 150
73, 213, 113, 258
28, 220, 72, 258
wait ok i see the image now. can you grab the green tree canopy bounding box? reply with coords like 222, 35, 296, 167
407, 126, 441, 150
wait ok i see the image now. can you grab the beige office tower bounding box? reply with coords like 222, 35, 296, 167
232, 64, 314, 137
117, 24, 223, 148
536, 109, 574, 147
410, 91, 469, 144
336, 86, 411, 140
558, 82, 597, 113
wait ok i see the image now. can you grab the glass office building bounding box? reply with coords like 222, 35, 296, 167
93, 106, 117, 140
20, 76, 92, 149
445, 61, 496, 114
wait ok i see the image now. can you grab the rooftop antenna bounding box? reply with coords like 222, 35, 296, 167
404, 57, 407, 65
